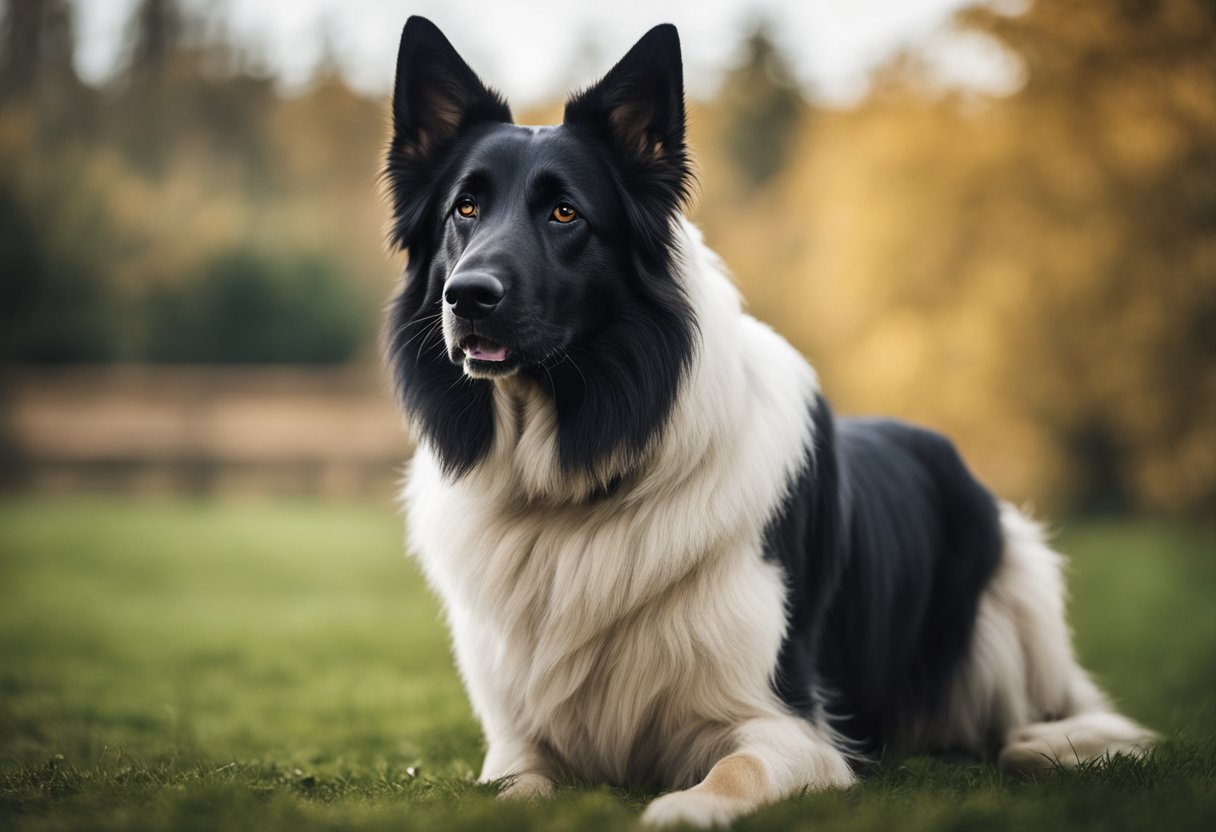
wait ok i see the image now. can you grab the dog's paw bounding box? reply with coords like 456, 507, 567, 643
641, 788, 751, 828
494, 772, 555, 801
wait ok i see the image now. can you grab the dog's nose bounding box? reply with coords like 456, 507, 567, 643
444, 272, 504, 321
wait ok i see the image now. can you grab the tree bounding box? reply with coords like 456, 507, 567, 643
124, 0, 184, 83
0, 0, 76, 99
960, 0, 1216, 512
716, 21, 807, 190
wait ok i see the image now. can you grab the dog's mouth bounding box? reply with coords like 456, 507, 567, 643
460, 335, 509, 363
457, 334, 521, 378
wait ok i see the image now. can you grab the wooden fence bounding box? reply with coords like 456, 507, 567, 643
0, 365, 411, 499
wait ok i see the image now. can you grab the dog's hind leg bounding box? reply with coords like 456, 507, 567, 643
640, 716, 856, 828
939, 503, 1156, 770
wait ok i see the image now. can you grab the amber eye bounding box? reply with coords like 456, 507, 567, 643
551, 203, 578, 223
454, 197, 477, 219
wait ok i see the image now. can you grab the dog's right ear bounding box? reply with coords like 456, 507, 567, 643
562, 25, 690, 266
385, 17, 511, 249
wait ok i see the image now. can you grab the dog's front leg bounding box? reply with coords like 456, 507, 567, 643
641, 717, 856, 828
479, 734, 555, 800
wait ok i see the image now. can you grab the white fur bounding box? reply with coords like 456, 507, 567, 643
401, 219, 1151, 827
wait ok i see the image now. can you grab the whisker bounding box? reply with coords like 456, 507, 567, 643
388, 310, 442, 343
415, 319, 445, 364
397, 316, 443, 352
557, 349, 590, 395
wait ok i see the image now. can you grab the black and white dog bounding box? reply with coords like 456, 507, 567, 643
383, 17, 1154, 827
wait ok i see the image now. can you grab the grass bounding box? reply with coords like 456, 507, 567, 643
1, 497, 1214, 830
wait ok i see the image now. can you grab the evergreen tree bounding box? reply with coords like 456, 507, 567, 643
0, 0, 78, 102
717, 21, 807, 189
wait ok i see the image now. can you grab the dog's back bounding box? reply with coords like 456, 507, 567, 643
825, 418, 1003, 751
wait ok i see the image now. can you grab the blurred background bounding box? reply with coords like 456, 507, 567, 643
1, 5, 1214, 822
1, 0, 1213, 516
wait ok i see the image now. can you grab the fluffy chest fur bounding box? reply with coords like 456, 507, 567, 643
403, 229, 822, 785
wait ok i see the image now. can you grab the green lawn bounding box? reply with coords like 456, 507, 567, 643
1, 498, 1214, 830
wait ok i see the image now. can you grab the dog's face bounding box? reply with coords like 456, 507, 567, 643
429, 122, 630, 380
384, 17, 695, 479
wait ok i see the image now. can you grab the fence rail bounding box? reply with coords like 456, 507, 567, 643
1, 365, 411, 499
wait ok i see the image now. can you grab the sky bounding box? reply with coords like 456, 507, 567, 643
68, 0, 1020, 105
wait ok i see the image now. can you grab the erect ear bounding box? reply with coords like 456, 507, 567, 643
386, 17, 511, 248
563, 24, 689, 202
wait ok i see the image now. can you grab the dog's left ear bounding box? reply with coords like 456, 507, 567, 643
564, 24, 690, 208
386, 16, 512, 249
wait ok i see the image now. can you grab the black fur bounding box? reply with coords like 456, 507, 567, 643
766, 395, 849, 723
765, 400, 1003, 754
384, 17, 695, 478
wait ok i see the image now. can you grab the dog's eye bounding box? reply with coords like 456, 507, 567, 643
454, 197, 478, 219
551, 204, 578, 224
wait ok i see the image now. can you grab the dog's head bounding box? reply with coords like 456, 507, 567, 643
384, 17, 696, 480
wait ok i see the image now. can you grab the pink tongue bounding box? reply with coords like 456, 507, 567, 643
467, 342, 507, 361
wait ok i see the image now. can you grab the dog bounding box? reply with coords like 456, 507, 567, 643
381, 16, 1155, 827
